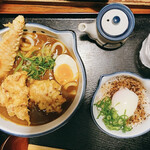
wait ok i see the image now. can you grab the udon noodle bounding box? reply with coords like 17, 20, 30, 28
0, 31, 79, 126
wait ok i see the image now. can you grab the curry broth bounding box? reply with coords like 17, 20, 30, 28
0, 32, 78, 126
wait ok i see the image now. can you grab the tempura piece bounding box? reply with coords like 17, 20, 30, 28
29, 80, 66, 113
0, 71, 30, 125
0, 15, 25, 79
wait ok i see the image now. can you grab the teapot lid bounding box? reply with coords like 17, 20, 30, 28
97, 3, 135, 41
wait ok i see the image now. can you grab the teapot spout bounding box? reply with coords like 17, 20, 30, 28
78, 21, 98, 40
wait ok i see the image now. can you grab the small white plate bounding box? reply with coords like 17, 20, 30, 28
91, 72, 150, 138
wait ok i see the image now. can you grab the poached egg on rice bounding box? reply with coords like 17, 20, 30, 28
112, 88, 139, 117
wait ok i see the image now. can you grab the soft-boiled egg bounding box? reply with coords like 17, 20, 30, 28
112, 88, 138, 117
54, 54, 78, 85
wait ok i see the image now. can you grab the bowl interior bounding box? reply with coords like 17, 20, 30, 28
91, 72, 150, 138
0, 23, 86, 137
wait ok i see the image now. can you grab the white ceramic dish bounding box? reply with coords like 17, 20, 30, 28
91, 72, 150, 138
0, 23, 86, 137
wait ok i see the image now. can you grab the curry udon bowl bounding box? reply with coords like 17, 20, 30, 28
0, 23, 86, 137
91, 72, 150, 138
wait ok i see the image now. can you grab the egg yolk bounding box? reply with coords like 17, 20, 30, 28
54, 64, 73, 85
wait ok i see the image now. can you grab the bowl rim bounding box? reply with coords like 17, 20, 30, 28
0, 23, 87, 138
91, 71, 150, 139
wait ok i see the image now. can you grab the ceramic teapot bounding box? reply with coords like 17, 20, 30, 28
78, 3, 135, 50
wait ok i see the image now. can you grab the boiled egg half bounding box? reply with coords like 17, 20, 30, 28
54, 54, 78, 85
112, 88, 138, 117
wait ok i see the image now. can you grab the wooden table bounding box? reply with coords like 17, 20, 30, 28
0, 0, 150, 14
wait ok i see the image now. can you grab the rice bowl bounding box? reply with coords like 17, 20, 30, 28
91, 72, 150, 138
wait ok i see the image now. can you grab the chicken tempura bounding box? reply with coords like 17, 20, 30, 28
29, 80, 66, 113
0, 15, 25, 79
0, 71, 30, 125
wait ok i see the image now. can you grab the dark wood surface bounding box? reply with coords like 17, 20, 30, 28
0, 1, 150, 14
0, 14, 150, 150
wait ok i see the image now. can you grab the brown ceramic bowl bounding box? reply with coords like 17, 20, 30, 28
0, 136, 28, 150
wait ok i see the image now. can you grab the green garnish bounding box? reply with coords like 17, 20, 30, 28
14, 52, 55, 80
14, 59, 24, 73
94, 97, 132, 132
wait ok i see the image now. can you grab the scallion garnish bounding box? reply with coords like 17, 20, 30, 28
94, 97, 132, 132
14, 52, 55, 80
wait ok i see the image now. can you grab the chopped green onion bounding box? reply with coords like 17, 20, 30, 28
15, 52, 55, 80
14, 59, 23, 73
94, 97, 132, 132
